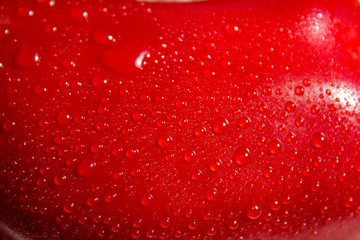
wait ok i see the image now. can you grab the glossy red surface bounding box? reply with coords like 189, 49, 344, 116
1, 0, 360, 239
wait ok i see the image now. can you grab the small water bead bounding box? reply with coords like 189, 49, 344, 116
311, 104, 320, 114
209, 159, 221, 172
247, 89, 258, 99
33, 84, 47, 95
77, 161, 95, 177
131, 229, 140, 239
224, 24, 240, 36
194, 126, 206, 137
140, 195, 153, 206
354, 162, 360, 172
16, 7, 34, 17
229, 220, 239, 229
187, 220, 197, 230
86, 196, 100, 207
125, 148, 139, 159
160, 218, 170, 228
268, 139, 282, 155
303, 78, 311, 86
205, 188, 218, 201
92, 30, 115, 45
295, 86, 305, 96
157, 135, 173, 148
43, 24, 57, 34
344, 196, 354, 208
262, 86, 272, 95
270, 200, 281, 211
246, 203, 262, 220
206, 227, 216, 236
312, 132, 325, 149
63, 203, 75, 213
104, 192, 118, 204
295, 117, 305, 127
285, 101, 296, 112
56, 111, 71, 125
203, 69, 216, 78
212, 118, 229, 135
183, 150, 196, 162
69, 8, 88, 20
234, 146, 251, 166
91, 75, 107, 89
279, 65, 290, 74
238, 116, 251, 129
90, 143, 103, 153
2, 120, 15, 131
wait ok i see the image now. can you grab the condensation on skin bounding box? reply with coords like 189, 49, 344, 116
0, 221, 28, 240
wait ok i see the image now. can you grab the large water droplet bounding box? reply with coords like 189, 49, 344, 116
157, 135, 173, 148
234, 146, 251, 166
13, 44, 39, 68
77, 161, 95, 177
205, 188, 218, 201
312, 132, 325, 149
212, 118, 228, 135
238, 116, 251, 129
98, 41, 148, 73
268, 139, 282, 155
246, 203, 261, 220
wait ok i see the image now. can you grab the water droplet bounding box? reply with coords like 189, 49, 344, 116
160, 218, 170, 228
125, 148, 139, 159
268, 139, 282, 155
234, 146, 251, 166
246, 203, 261, 220
98, 42, 148, 73
63, 203, 75, 213
13, 44, 39, 68
279, 65, 289, 74
157, 135, 173, 148
229, 220, 238, 229
194, 126, 206, 137
285, 101, 296, 112
2, 120, 15, 131
140, 195, 153, 206
206, 227, 216, 236
247, 89, 258, 99
311, 105, 320, 114
91, 75, 107, 89
270, 200, 280, 211
312, 132, 325, 149
92, 30, 115, 45
16, 7, 34, 17
69, 8, 88, 19
56, 112, 71, 125
354, 162, 360, 172
187, 220, 197, 230
295, 86, 305, 96
33, 84, 47, 95
43, 24, 57, 34
344, 197, 354, 208
295, 117, 304, 127
77, 161, 95, 177
86, 196, 100, 207
183, 150, 196, 162
104, 192, 118, 204
209, 159, 221, 172
90, 143, 103, 154
205, 188, 218, 201
303, 78, 311, 86
212, 118, 228, 135
224, 24, 239, 35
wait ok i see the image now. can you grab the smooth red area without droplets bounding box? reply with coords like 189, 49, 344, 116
1, 0, 360, 240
